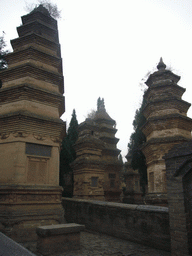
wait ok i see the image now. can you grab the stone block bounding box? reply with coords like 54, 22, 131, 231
36, 223, 85, 256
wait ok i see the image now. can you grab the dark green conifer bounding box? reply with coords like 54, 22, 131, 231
60, 109, 78, 197
0, 32, 8, 71
127, 99, 147, 194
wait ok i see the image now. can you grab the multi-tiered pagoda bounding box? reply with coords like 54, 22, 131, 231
141, 58, 192, 205
72, 98, 122, 202
93, 98, 122, 201
0, 5, 65, 241
72, 118, 105, 200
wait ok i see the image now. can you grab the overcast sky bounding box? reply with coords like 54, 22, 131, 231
1, 0, 192, 160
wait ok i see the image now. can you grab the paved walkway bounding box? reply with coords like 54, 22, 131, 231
25, 230, 171, 256
54, 231, 171, 256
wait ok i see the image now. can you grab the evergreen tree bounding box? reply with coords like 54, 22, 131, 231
0, 32, 8, 72
118, 153, 123, 165
127, 98, 147, 194
67, 109, 78, 146
60, 109, 78, 197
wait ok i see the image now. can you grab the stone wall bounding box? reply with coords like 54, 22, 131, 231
62, 198, 170, 251
164, 141, 192, 256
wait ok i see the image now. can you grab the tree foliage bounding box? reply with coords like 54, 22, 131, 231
26, 0, 61, 19
127, 98, 147, 194
86, 97, 105, 119
87, 109, 96, 119
60, 109, 78, 197
0, 32, 8, 71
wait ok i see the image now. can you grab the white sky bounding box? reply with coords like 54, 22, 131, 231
1, 0, 192, 161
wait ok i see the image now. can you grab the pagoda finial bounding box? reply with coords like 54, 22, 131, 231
97, 97, 106, 112
157, 57, 166, 71
31, 4, 51, 17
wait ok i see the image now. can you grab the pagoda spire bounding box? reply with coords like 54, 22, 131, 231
97, 97, 106, 112
157, 57, 166, 71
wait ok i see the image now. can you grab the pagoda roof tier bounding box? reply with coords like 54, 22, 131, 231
99, 126, 117, 134
78, 119, 117, 135
142, 137, 191, 164
0, 111, 66, 141
142, 114, 192, 137
94, 111, 116, 126
142, 98, 191, 119
146, 70, 180, 87
103, 161, 123, 169
71, 162, 105, 173
99, 136, 119, 145
124, 169, 139, 177
146, 59, 180, 87
144, 83, 185, 102
0, 63, 64, 94
102, 148, 121, 157
17, 20, 59, 43
164, 140, 192, 159
74, 135, 104, 151
144, 135, 192, 146
22, 5, 57, 29
11, 33, 60, 56
0, 84, 65, 117
78, 119, 99, 131
6, 46, 62, 72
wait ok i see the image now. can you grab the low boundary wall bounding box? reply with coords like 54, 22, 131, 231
62, 198, 170, 251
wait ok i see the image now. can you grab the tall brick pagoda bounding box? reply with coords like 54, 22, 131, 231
72, 98, 122, 202
0, 5, 66, 241
123, 153, 142, 204
93, 98, 122, 201
72, 118, 105, 200
141, 58, 192, 205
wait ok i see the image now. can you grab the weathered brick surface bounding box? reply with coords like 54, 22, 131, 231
0, 5, 65, 241
141, 59, 192, 204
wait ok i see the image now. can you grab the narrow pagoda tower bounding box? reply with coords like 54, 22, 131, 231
72, 119, 105, 200
71, 98, 122, 202
93, 98, 122, 202
0, 5, 66, 241
123, 153, 142, 204
141, 58, 192, 205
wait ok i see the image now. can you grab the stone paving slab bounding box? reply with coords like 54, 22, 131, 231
24, 230, 171, 256
57, 231, 171, 256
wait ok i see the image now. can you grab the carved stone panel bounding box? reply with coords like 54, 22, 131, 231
27, 157, 48, 184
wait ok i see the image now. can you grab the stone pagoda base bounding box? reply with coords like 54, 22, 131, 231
144, 193, 168, 206
104, 191, 122, 202
123, 192, 143, 205
0, 185, 64, 242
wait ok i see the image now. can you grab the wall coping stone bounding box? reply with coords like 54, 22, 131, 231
36, 223, 85, 237
63, 197, 168, 213
136, 205, 169, 213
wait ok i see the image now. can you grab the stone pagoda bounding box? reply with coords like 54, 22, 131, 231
0, 5, 66, 241
72, 98, 122, 202
93, 99, 122, 201
141, 58, 192, 205
72, 119, 105, 200
123, 153, 142, 204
